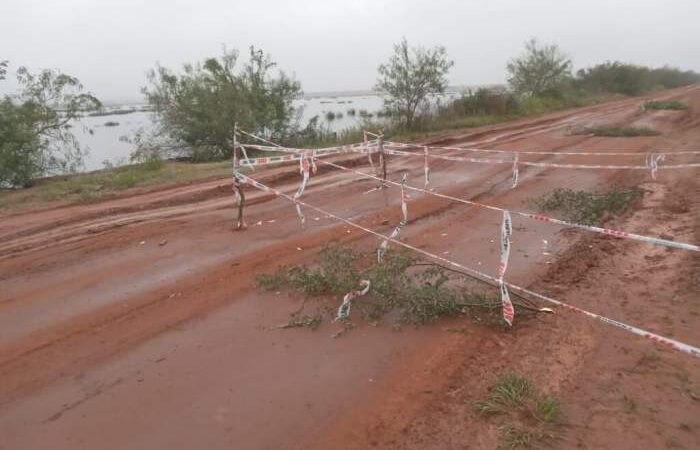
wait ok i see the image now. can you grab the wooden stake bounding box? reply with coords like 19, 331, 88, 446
233, 122, 247, 230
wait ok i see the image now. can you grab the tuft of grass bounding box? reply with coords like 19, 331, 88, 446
499, 423, 540, 449
643, 100, 688, 111
492, 372, 532, 407
533, 187, 643, 225
575, 126, 660, 137
533, 396, 560, 424
473, 399, 503, 417
475, 371, 561, 448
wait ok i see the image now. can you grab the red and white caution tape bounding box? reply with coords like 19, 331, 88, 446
239, 145, 256, 171
234, 171, 700, 359
364, 132, 377, 172
336, 279, 371, 320
511, 153, 519, 189
378, 173, 409, 263
235, 131, 699, 252
386, 141, 700, 156
293, 150, 317, 225
385, 143, 700, 172
315, 159, 699, 252
240, 154, 301, 166
498, 211, 515, 326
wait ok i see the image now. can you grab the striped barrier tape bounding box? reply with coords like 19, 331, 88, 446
235, 131, 699, 251
384, 146, 700, 171
364, 132, 377, 172
336, 280, 371, 320
240, 154, 301, 166
239, 140, 379, 156
385, 141, 700, 157
293, 150, 317, 225
499, 211, 514, 326
234, 171, 700, 359
314, 158, 700, 252
377, 173, 409, 263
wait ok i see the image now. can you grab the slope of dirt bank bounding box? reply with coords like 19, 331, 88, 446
0, 85, 698, 449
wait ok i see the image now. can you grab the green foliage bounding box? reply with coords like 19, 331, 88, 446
498, 423, 541, 449
255, 244, 511, 327
507, 38, 572, 96
492, 372, 533, 407
0, 63, 101, 187
533, 396, 560, 424
576, 62, 700, 96
643, 100, 688, 111
375, 38, 454, 128
577, 126, 659, 137
534, 187, 643, 225
443, 88, 520, 117
142, 46, 301, 162
475, 371, 561, 448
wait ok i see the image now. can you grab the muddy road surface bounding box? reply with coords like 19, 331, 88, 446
1, 86, 699, 449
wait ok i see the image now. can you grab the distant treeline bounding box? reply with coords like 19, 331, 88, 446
442, 62, 700, 120
575, 62, 700, 96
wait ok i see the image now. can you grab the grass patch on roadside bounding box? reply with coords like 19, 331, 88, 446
533, 187, 643, 225
643, 100, 688, 111
574, 126, 660, 137
0, 160, 231, 212
474, 371, 562, 448
257, 244, 538, 329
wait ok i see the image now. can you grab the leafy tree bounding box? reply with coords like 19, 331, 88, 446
0, 63, 101, 187
142, 47, 302, 161
507, 38, 572, 96
375, 38, 454, 128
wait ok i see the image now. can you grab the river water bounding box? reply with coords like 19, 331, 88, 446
74, 92, 459, 171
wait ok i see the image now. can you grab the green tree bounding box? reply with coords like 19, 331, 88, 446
142, 46, 302, 161
375, 38, 454, 128
507, 38, 572, 96
0, 63, 101, 187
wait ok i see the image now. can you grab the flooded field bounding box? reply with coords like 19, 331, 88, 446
73, 92, 459, 171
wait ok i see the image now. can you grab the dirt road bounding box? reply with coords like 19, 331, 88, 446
1, 86, 699, 449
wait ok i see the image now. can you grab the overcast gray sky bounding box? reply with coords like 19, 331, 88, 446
2, 0, 699, 102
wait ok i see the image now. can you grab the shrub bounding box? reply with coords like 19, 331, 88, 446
534, 187, 643, 225
643, 100, 688, 111
255, 244, 522, 327
576, 126, 659, 137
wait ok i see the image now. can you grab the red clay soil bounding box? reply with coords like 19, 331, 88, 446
1, 85, 699, 450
